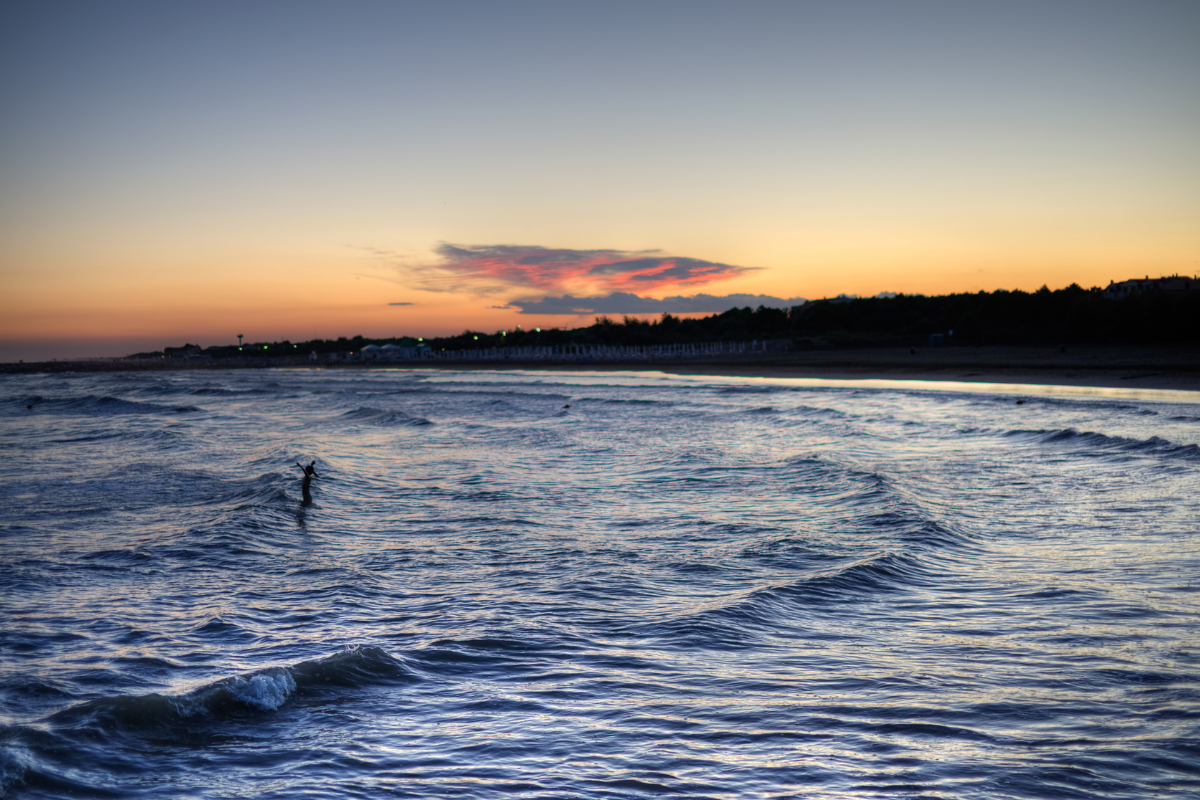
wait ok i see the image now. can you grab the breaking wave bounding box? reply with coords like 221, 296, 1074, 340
1006, 428, 1200, 461
48, 646, 414, 732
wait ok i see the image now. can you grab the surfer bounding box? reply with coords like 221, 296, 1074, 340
297, 460, 318, 505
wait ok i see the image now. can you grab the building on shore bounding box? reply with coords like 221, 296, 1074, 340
1104, 274, 1197, 300
163, 344, 206, 358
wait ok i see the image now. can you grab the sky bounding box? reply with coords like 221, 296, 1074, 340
1, 0, 1198, 360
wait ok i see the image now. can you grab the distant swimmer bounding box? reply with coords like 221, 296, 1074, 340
296, 460, 318, 505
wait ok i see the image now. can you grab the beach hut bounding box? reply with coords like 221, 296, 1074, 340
360, 344, 383, 361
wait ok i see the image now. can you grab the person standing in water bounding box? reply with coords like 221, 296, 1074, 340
297, 461, 318, 505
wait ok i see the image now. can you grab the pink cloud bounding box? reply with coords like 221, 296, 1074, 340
427, 244, 757, 294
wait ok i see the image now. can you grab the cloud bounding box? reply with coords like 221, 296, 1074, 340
508, 292, 808, 315
404, 244, 757, 294
388, 302, 414, 306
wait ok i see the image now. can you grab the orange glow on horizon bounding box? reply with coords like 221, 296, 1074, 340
3, 227, 1198, 362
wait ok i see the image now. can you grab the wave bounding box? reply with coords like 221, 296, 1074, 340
781, 455, 895, 500
767, 550, 938, 603
625, 453, 969, 649
0, 743, 30, 799
222, 479, 294, 507
49, 428, 187, 446
10, 395, 200, 416
629, 548, 938, 650
337, 406, 432, 426
47, 646, 414, 732
1004, 428, 1200, 462
715, 386, 782, 395
0, 648, 414, 797
419, 388, 572, 402
187, 386, 272, 396
956, 392, 1161, 416
576, 397, 663, 405
127, 381, 179, 396
790, 404, 851, 419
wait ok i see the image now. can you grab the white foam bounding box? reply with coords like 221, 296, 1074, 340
0, 746, 29, 798
229, 669, 296, 711
167, 667, 298, 717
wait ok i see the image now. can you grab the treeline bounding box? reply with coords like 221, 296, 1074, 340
792, 284, 1200, 347
156, 284, 1199, 359
421, 307, 797, 351
187, 307, 801, 358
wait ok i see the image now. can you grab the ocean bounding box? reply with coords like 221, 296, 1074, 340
1, 367, 1198, 799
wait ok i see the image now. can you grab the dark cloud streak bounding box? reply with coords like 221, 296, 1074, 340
508, 292, 807, 315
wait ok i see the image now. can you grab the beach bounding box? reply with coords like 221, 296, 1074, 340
652, 344, 1200, 392
5, 345, 1199, 392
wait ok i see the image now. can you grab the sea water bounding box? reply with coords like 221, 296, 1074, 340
1, 367, 1198, 799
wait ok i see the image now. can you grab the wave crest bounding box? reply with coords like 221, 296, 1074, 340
1006, 428, 1200, 461
46, 646, 415, 735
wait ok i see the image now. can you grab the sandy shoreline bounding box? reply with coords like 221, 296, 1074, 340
645, 345, 1200, 392
4, 345, 1199, 392
369, 345, 1200, 392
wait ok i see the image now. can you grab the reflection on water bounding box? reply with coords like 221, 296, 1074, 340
1, 367, 1198, 799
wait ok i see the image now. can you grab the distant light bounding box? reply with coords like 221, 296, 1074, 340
535, 327, 541, 332
501, 331, 507, 336
238, 347, 243, 351
418, 337, 423, 342
473, 335, 478, 340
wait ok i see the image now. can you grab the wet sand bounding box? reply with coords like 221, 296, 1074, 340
385, 345, 1200, 392
646, 345, 1200, 392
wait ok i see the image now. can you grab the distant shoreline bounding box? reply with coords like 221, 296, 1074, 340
651, 345, 1200, 392
3, 345, 1199, 392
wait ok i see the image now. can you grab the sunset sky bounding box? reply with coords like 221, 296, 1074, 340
2, 0, 1198, 360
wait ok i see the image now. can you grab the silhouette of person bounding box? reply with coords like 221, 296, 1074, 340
297, 461, 318, 505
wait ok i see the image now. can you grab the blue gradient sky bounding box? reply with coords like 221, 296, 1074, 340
2, 0, 1197, 359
